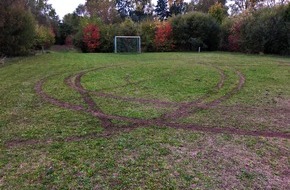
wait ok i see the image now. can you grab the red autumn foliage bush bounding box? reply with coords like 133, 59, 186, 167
154, 22, 174, 51
83, 24, 101, 52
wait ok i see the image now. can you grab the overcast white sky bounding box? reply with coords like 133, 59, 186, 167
48, 0, 86, 19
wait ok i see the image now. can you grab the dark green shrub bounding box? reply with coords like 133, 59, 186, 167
170, 15, 189, 50
140, 21, 155, 52
73, 29, 86, 52
171, 12, 220, 51
0, 8, 36, 56
57, 13, 80, 45
118, 18, 138, 36
285, 3, 290, 53
219, 18, 233, 51
99, 24, 118, 52
241, 6, 290, 55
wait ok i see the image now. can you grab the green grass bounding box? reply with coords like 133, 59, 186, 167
82, 62, 220, 102
0, 52, 289, 189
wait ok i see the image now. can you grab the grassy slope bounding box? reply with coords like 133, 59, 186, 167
0, 52, 289, 189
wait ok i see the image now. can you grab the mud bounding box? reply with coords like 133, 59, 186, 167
6, 64, 290, 148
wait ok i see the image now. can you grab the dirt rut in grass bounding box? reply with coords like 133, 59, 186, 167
6, 65, 290, 148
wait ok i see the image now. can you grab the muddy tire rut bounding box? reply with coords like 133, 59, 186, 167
6, 64, 290, 148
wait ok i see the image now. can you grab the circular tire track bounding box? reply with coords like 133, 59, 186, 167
66, 68, 180, 108
65, 71, 112, 127
35, 65, 290, 140
6, 64, 290, 148
78, 63, 226, 110
158, 65, 227, 120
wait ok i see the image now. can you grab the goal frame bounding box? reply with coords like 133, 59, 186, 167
114, 36, 141, 53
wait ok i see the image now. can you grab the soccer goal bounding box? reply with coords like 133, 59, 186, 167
114, 36, 141, 53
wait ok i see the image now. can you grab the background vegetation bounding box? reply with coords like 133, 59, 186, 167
0, 0, 290, 56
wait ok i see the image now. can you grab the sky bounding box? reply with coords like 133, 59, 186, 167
48, 0, 86, 19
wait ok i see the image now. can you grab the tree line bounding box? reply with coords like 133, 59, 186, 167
0, 0, 58, 56
0, 0, 290, 56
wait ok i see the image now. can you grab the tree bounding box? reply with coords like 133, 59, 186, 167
56, 13, 80, 45
219, 18, 233, 50
195, 0, 226, 13
208, 2, 227, 23
184, 0, 198, 12
115, 0, 153, 22
0, 7, 36, 56
75, 4, 88, 17
229, 0, 264, 15
0, 0, 59, 56
240, 5, 290, 54
130, 0, 154, 22
170, 0, 186, 16
285, 2, 290, 53
253, 0, 290, 8
171, 12, 220, 51
140, 20, 156, 51
228, 17, 244, 51
155, 0, 171, 21
118, 18, 138, 35
116, 0, 134, 18
86, 0, 121, 24
25, 0, 59, 26
154, 22, 174, 51
35, 25, 55, 52
83, 24, 101, 52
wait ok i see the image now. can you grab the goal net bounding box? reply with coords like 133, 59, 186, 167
114, 36, 141, 53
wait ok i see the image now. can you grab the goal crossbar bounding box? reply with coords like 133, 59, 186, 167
114, 36, 141, 53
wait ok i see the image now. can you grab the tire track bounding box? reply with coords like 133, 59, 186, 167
6, 64, 290, 149
66, 72, 112, 127
158, 65, 227, 120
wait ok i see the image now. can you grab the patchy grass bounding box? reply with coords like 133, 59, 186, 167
0, 52, 289, 189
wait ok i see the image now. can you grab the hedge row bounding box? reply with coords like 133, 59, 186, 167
73, 4, 290, 55
221, 5, 290, 55
73, 13, 221, 53
1, 4, 289, 56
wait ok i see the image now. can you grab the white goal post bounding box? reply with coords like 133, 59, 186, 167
114, 36, 141, 53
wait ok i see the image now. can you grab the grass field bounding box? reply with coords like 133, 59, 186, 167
0, 52, 290, 189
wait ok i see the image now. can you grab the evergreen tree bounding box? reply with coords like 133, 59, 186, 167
170, 0, 186, 16
130, 0, 154, 22
155, 0, 171, 21
116, 0, 134, 18
116, 0, 153, 22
